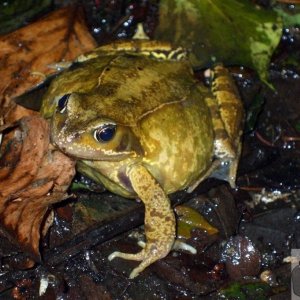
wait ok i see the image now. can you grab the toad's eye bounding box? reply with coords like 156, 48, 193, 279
57, 94, 71, 113
94, 124, 116, 142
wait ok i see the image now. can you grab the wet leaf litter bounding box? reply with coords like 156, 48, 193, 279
0, 0, 300, 298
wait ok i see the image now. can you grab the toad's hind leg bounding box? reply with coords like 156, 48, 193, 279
206, 65, 244, 188
211, 66, 244, 187
108, 164, 175, 279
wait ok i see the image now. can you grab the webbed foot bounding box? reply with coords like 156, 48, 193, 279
109, 245, 171, 279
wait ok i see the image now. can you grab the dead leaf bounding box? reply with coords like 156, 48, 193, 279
0, 6, 97, 119
0, 5, 97, 259
0, 116, 76, 257
4, 105, 38, 124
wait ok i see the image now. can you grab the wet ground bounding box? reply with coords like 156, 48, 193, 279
0, 1, 300, 299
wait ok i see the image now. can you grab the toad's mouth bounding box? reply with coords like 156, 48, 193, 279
50, 126, 140, 162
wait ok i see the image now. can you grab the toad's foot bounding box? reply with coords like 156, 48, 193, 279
108, 240, 195, 279
137, 239, 197, 255
108, 164, 176, 279
108, 241, 172, 279
173, 240, 197, 254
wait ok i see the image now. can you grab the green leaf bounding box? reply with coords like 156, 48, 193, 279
275, 4, 300, 26
0, 0, 52, 35
175, 205, 218, 239
154, 0, 282, 84
218, 282, 270, 300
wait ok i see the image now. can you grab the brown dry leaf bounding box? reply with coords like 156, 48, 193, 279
0, 6, 97, 119
0, 116, 76, 257
0, 6, 97, 256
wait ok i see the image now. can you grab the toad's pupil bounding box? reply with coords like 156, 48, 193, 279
94, 125, 116, 142
58, 94, 71, 112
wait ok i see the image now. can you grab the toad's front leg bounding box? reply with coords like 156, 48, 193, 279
108, 164, 175, 279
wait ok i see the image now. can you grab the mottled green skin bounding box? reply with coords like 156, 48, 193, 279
41, 49, 214, 198
41, 40, 243, 278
